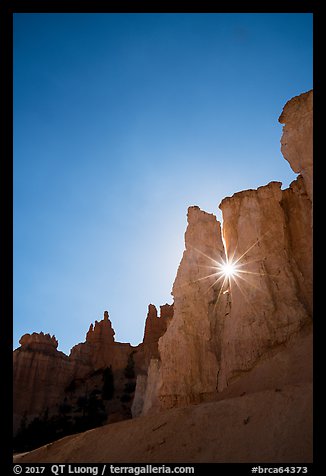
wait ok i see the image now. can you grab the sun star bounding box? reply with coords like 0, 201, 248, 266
220, 260, 238, 278
190, 230, 275, 308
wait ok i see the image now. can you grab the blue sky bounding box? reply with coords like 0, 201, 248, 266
13, 13, 313, 354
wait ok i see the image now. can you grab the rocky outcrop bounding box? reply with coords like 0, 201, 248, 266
217, 178, 312, 390
131, 304, 173, 417
279, 90, 313, 201
14, 307, 172, 439
141, 207, 227, 412
86, 311, 115, 343
13, 312, 131, 437
18, 332, 59, 351
70, 311, 132, 372
135, 303, 173, 369
143, 304, 173, 345
281, 175, 312, 313
13, 333, 72, 435
141, 90, 313, 414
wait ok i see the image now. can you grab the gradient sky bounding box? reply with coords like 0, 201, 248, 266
13, 13, 313, 354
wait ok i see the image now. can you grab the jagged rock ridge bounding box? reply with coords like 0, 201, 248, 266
13, 305, 173, 444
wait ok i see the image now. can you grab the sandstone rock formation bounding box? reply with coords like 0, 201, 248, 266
143, 304, 173, 345
279, 89, 313, 201
13, 332, 72, 435
132, 304, 173, 417
14, 89, 313, 463
140, 89, 313, 415
217, 177, 312, 390
135, 303, 173, 370
142, 207, 227, 411
70, 310, 132, 373
15, 328, 312, 463
18, 332, 59, 350
14, 307, 171, 439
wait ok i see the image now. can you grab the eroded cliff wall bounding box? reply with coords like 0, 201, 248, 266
13, 307, 171, 437
279, 90, 313, 201
13, 333, 73, 434
141, 89, 313, 414
152, 206, 226, 410
218, 178, 311, 390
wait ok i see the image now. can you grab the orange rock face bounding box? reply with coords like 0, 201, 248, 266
217, 178, 312, 390
141, 90, 313, 414
279, 90, 313, 201
155, 207, 226, 409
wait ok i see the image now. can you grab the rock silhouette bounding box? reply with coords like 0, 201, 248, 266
13, 307, 171, 444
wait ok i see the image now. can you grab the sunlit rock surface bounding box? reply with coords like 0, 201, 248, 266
279, 89, 313, 201
143, 206, 226, 411
217, 178, 312, 390
142, 89, 313, 413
